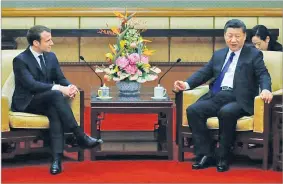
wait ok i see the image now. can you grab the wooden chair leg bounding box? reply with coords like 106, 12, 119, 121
178, 135, 184, 162
78, 149, 84, 161
262, 140, 269, 170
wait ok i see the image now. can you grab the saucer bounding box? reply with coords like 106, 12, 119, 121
151, 96, 167, 100
96, 96, 113, 100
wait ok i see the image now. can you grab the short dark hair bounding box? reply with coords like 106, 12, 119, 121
224, 19, 246, 34
27, 25, 51, 46
251, 25, 272, 41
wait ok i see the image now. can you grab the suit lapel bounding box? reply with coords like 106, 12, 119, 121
216, 47, 229, 76
235, 45, 247, 72
25, 48, 45, 75
43, 52, 51, 79
233, 45, 247, 87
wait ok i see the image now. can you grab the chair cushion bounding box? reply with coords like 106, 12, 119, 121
183, 116, 254, 131
9, 111, 50, 129
206, 116, 254, 131
9, 111, 81, 129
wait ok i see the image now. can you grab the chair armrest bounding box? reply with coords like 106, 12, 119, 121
175, 85, 209, 127
1, 95, 10, 132
69, 89, 84, 127
253, 89, 282, 133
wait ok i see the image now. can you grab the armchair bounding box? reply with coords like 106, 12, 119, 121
175, 51, 282, 169
1, 50, 85, 161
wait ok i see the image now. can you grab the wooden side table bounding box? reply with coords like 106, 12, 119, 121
272, 104, 283, 171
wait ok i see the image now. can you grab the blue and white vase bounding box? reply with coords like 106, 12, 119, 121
116, 81, 141, 96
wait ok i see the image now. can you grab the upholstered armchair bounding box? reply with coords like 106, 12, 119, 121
1, 50, 84, 160
175, 51, 282, 170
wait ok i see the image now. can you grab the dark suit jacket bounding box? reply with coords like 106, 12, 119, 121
12, 47, 71, 112
268, 41, 282, 52
186, 45, 272, 115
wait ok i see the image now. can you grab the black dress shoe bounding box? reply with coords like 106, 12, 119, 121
192, 155, 215, 170
77, 133, 103, 149
50, 155, 62, 175
216, 158, 229, 172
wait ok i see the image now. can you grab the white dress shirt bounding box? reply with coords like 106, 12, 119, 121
184, 48, 242, 90
29, 46, 60, 90
221, 48, 242, 88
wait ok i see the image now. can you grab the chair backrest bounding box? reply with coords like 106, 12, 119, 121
1, 50, 24, 87
262, 51, 283, 92
1, 50, 24, 109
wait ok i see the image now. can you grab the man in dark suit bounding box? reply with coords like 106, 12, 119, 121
174, 19, 273, 172
12, 25, 103, 175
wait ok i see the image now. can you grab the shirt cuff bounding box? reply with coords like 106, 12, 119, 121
51, 84, 60, 90
184, 82, 190, 90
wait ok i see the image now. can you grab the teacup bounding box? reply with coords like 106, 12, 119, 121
97, 84, 109, 98
154, 85, 167, 98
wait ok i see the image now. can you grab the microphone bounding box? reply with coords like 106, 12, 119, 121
79, 56, 103, 87
158, 58, 181, 85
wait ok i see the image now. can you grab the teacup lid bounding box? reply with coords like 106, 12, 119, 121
100, 83, 109, 89
155, 84, 163, 88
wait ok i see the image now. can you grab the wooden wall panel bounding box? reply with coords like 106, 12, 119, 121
2, 17, 34, 29
52, 37, 79, 62
80, 37, 116, 62
144, 37, 169, 62
170, 37, 213, 62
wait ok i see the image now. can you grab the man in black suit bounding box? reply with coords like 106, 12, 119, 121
174, 19, 273, 172
12, 25, 103, 175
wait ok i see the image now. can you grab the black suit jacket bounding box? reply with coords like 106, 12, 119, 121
186, 45, 271, 114
268, 41, 282, 52
12, 47, 71, 112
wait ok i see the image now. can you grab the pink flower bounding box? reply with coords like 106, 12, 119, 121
140, 55, 149, 64
124, 64, 138, 75
116, 56, 129, 69
128, 53, 140, 65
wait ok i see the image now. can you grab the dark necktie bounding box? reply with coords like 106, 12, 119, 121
211, 52, 235, 94
38, 55, 47, 76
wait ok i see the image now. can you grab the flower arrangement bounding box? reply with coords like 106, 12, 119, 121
95, 10, 161, 83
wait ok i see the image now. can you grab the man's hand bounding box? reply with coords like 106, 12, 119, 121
59, 86, 72, 97
174, 80, 186, 92
260, 89, 273, 104
69, 85, 79, 99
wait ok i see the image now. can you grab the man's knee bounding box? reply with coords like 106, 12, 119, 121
49, 90, 64, 100
218, 106, 234, 119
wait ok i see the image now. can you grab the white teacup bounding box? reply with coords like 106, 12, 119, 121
154, 85, 167, 98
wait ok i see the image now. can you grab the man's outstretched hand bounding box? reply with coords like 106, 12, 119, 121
174, 80, 186, 92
